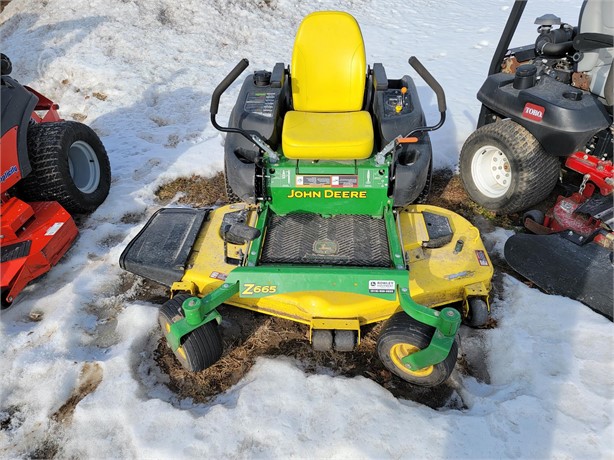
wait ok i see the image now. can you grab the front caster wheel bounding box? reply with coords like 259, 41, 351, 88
377, 312, 458, 387
463, 298, 490, 328
158, 294, 223, 372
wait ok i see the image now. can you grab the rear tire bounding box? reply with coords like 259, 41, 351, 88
377, 312, 458, 387
460, 120, 560, 214
224, 166, 241, 204
159, 294, 223, 372
20, 121, 111, 214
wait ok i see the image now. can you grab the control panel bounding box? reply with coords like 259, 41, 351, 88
383, 87, 412, 117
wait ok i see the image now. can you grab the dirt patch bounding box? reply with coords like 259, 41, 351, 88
156, 172, 227, 207
52, 362, 103, 424
148, 170, 526, 408
156, 309, 458, 409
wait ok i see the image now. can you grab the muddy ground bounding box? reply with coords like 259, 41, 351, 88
136, 169, 537, 409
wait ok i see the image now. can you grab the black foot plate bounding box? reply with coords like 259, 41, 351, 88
504, 233, 613, 320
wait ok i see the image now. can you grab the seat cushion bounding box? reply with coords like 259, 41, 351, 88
282, 110, 374, 160
291, 11, 366, 112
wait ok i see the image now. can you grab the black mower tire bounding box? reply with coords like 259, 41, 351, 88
463, 298, 489, 328
523, 209, 545, 228
459, 120, 560, 214
414, 157, 433, 205
377, 312, 458, 387
224, 165, 241, 204
158, 294, 223, 372
20, 121, 111, 214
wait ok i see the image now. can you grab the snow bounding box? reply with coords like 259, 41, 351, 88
1, 0, 612, 458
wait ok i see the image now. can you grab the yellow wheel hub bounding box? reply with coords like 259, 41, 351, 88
164, 320, 188, 361
390, 343, 434, 377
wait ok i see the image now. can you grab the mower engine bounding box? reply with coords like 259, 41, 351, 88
502, 14, 577, 85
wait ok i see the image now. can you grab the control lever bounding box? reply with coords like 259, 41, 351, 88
210, 59, 279, 163
375, 56, 447, 165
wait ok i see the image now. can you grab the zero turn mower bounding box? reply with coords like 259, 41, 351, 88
459, 0, 613, 319
121, 12, 494, 386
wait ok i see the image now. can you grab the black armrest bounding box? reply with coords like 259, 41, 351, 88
373, 63, 388, 90
271, 62, 285, 88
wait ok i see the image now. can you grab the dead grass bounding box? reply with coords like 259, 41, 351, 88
156, 171, 227, 207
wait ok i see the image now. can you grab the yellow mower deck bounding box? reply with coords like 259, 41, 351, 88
172, 203, 493, 336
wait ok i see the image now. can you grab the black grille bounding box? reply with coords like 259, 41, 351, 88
261, 214, 391, 267
1, 240, 32, 263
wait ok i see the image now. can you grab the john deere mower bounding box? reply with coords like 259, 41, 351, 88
1, 54, 111, 308
459, 0, 613, 319
121, 11, 494, 386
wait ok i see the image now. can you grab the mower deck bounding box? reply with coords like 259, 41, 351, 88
1, 198, 78, 306
122, 203, 493, 329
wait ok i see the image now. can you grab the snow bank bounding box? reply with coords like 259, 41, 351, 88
2, 0, 610, 458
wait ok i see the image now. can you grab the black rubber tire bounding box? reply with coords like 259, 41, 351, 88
523, 209, 545, 227
19, 121, 111, 214
158, 294, 223, 372
1, 289, 12, 310
459, 120, 560, 214
312, 329, 333, 351
224, 165, 241, 204
414, 158, 432, 205
377, 312, 458, 387
333, 330, 356, 352
463, 298, 489, 328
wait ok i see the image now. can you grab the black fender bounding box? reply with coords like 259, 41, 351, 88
476, 73, 610, 157
1, 75, 38, 179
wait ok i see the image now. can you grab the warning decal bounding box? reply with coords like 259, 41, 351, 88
475, 250, 490, 267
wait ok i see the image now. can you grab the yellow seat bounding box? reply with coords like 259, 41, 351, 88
283, 111, 373, 160
282, 11, 374, 160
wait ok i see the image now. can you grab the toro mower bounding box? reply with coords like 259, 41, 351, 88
459, 0, 613, 319
1, 54, 111, 308
121, 11, 494, 386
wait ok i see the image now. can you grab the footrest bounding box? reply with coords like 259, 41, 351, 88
120, 208, 210, 286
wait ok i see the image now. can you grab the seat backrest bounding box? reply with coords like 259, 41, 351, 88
291, 11, 366, 113
577, 0, 614, 100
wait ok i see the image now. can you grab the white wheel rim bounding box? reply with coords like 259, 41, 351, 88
470, 145, 512, 198
68, 140, 101, 194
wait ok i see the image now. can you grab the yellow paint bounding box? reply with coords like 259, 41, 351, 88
390, 343, 434, 377
282, 12, 373, 160
290, 11, 366, 112
242, 284, 277, 295
282, 111, 373, 160
180, 204, 493, 328
286, 189, 368, 199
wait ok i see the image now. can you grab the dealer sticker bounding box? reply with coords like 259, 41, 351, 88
475, 250, 490, 267
368, 280, 396, 294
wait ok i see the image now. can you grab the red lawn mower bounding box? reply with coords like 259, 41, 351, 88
1, 54, 111, 308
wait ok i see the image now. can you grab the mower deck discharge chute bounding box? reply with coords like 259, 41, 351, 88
121, 11, 494, 386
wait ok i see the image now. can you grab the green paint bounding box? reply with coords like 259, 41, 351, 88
265, 157, 390, 216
